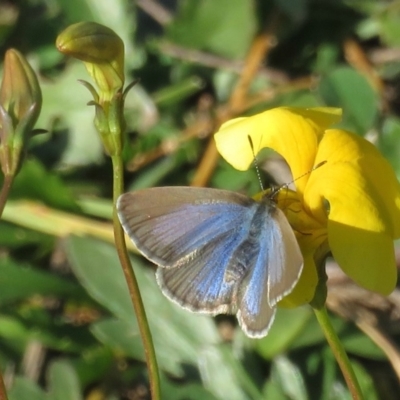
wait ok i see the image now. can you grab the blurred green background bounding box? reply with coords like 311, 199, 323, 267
0, 0, 400, 399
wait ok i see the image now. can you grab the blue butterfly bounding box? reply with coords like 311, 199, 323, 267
117, 187, 303, 338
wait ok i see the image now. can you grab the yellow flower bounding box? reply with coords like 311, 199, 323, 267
215, 107, 400, 306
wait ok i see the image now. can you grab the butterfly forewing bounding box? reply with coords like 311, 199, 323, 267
156, 230, 244, 314
117, 187, 255, 269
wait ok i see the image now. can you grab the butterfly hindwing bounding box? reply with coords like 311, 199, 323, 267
236, 201, 303, 337
265, 207, 303, 306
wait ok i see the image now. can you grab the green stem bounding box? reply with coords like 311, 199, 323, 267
111, 155, 160, 400
0, 174, 14, 219
313, 306, 363, 400
0, 174, 13, 400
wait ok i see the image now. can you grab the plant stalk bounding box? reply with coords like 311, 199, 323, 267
313, 306, 363, 400
0, 173, 14, 400
111, 154, 160, 400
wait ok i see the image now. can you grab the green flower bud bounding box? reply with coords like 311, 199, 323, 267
0, 49, 42, 175
0, 49, 42, 131
56, 22, 125, 100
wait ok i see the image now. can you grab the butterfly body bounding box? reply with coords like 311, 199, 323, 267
117, 186, 303, 338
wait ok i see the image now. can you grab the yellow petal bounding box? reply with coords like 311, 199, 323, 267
305, 129, 400, 237
214, 107, 341, 194
279, 247, 318, 307
328, 221, 397, 295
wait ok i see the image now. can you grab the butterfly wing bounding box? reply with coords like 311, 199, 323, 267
266, 207, 304, 305
237, 203, 303, 338
117, 187, 258, 314
156, 234, 241, 314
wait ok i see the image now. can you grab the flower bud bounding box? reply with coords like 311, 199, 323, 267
0, 49, 42, 131
0, 49, 42, 175
56, 22, 125, 99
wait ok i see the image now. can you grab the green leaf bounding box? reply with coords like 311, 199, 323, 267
129, 156, 180, 190
90, 317, 143, 355
379, 8, 400, 46
9, 377, 47, 400
77, 197, 113, 220
10, 159, 79, 211
262, 380, 288, 400
256, 307, 313, 359
153, 76, 205, 107
318, 66, 379, 134
342, 329, 385, 360
91, 317, 186, 377
0, 221, 52, 249
55, 0, 94, 24
319, 348, 340, 400
161, 379, 218, 400
37, 63, 104, 166
314, 43, 340, 74
0, 309, 94, 354
47, 360, 83, 400
0, 257, 85, 305
73, 346, 114, 387
270, 356, 308, 400
351, 360, 379, 400
200, 344, 264, 400
166, 0, 256, 59
288, 312, 346, 350
0, 315, 31, 352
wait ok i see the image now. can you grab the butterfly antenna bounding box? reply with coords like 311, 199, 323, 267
273, 160, 327, 197
248, 135, 264, 192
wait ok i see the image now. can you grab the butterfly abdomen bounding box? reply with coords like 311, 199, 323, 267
223, 201, 276, 284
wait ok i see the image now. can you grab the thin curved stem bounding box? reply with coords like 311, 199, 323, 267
0, 174, 14, 400
313, 306, 363, 400
111, 155, 160, 400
